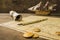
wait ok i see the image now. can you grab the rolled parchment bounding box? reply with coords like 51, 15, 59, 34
18, 16, 48, 25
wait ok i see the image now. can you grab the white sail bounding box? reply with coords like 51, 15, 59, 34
43, 1, 49, 8
28, 2, 42, 11
48, 4, 57, 11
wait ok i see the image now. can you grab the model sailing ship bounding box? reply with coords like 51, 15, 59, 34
28, 0, 57, 15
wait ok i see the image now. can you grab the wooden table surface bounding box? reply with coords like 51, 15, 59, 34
0, 13, 49, 40
0, 13, 60, 40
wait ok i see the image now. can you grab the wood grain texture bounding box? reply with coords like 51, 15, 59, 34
0, 15, 60, 40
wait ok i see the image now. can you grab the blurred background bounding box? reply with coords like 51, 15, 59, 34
0, 0, 60, 13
